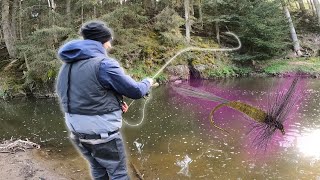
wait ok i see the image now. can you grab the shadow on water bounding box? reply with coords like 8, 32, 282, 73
1, 77, 320, 179
0, 98, 69, 146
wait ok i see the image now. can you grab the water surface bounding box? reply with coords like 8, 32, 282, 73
1, 77, 320, 179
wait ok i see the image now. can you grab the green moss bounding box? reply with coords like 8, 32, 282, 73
155, 73, 169, 84
263, 58, 320, 74
263, 61, 289, 74
234, 66, 252, 75
206, 65, 252, 78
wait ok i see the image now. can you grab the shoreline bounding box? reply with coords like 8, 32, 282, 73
0, 150, 69, 180
0, 147, 142, 180
1, 70, 320, 100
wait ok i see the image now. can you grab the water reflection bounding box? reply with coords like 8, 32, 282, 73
0, 98, 69, 148
0, 78, 320, 178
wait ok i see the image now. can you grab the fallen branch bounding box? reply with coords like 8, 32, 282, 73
0, 139, 40, 153
130, 161, 144, 180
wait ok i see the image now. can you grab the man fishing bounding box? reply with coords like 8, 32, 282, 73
56, 20, 154, 180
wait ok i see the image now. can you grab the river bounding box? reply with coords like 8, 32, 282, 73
0, 77, 320, 179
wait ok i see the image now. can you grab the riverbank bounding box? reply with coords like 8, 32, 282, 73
0, 150, 69, 180
0, 138, 139, 179
255, 57, 320, 77
1, 57, 320, 100
0, 147, 145, 179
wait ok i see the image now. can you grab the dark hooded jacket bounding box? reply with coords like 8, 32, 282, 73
56, 39, 150, 115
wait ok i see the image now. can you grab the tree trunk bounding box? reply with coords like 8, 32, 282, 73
23, 53, 30, 72
198, 0, 203, 28
19, 0, 23, 40
51, 0, 56, 10
0, 28, 3, 41
190, 0, 194, 16
282, 1, 302, 56
295, 1, 300, 9
66, 0, 71, 25
313, 0, 320, 23
298, 0, 306, 13
214, 0, 219, 44
184, 0, 191, 43
81, 0, 84, 24
215, 21, 220, 45
11, 0, 18, 42
309, 0, 316, 16
1, 0, 16, 58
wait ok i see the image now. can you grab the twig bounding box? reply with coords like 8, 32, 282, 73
130, 161, 144, 180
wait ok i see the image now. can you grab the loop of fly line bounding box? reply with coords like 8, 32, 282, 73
123, 32, 242, 127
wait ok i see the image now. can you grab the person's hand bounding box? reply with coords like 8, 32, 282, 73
146, 78, 159, 87
146, 77, 154, 86
121, 101, 129, 113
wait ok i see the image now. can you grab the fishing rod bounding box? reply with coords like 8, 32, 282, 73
123, 32, 242, 127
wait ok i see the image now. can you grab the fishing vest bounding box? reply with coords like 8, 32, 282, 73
56, 57, 122, 115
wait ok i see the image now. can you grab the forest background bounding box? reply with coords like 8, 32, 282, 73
0, 0, 320, 98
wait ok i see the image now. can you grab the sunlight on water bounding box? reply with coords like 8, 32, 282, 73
175, 155, 192, 177
297, 129, 320, 160
133, 138, 144, 155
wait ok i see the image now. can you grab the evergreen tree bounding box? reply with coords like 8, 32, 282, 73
202, 0, 289, 61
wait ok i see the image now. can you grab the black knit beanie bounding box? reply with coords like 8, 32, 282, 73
80, 21, 112, 44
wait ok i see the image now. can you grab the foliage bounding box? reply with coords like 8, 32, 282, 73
154, 7, 184, 33
202, 0, 289, 61
100, 5, 149, 65
1, 0, 320, 97
292, 12, 320, 33
207, 64, 252, 78
154, 7, 185, 46
16, 26, 73, 93
263, 61, 290, 74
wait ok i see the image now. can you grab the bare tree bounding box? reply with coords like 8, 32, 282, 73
12, 0, 19, 41
81, 0, 84, 24
313, 0, 320, 24
66, 0, 71, 25
295, 0, 300, 9
190, 0, 194, 16
184, 0, 191, 43
282, 1, 302, 56
1, 0, 17, 58
308, 0, 316, 16
19, 0, 23, 40
198, 0, 203, 28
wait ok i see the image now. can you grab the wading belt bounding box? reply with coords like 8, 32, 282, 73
72, 129, 119, 139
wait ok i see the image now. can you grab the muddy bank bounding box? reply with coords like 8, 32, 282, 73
0, 148, 144, 180
0, 150, 69, 180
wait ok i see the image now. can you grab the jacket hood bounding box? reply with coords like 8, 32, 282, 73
58, 39, 106, 63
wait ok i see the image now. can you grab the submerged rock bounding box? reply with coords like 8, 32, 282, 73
166, 65, 190, 80
190, 64, 208, 79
